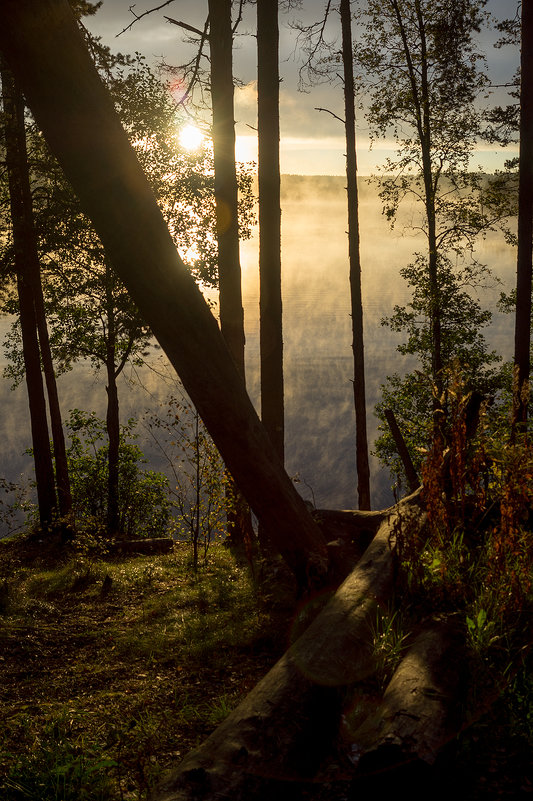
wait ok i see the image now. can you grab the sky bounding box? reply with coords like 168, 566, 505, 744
84, 0, 520, 175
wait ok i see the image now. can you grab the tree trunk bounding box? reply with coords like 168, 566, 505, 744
257, 0, 284, 463
340, 0, 371, 510
1, 61, 57, 528
105, 266, 120, 536
513, 0, 533, 431
33, 279, 73, 519
207, 0, 254, 549
152, 497, 425, 801
105, 365, 120, 536
350, 619, 465, 792
208, 0, 245, 376
0, 0, 328, 588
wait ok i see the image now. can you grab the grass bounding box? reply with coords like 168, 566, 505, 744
0, 534, 290, 801
1, 503, 532, 799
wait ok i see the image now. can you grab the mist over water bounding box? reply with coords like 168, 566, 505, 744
0, 176, 517, 532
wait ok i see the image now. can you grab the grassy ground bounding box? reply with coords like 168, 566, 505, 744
0, 531, 532, 800
0, 533, 292, 801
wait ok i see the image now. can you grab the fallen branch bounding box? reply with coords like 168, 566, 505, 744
109, 538, 174, 556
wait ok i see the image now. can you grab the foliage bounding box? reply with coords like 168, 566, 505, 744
394, 372, 533, 687
356, 1, 510, 486
0, 477, 33, 538
145, 395, 234, 569
66, 409, 171, 540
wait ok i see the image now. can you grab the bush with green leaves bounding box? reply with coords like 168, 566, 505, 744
66, 409, 170, 540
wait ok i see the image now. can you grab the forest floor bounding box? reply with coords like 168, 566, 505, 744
0, 532, 532, 800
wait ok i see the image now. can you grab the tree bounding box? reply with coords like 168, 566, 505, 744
0, 0, 328, 588
514, 0, 533, 430
163, 1, 254, 547
2, 48, 254, 537
207, 0, 246, 379
340, 0, 371, 509
257, 0, 285, 463
356, 0, 503, 485
1, 61, 58, 528
294, 0, 372, 508
359, 0, 491, 387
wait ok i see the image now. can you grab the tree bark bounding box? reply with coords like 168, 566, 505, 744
153, 503, 424, 801
1, 61, 58, 528
257, 0, 284, 463
340, 0, 371, 511
104, 264, 120, 536
384, 407, 420, 492
33, 277, 73, 519
208, 0, 245, 377
513, 0, 533, 431
350, 619, 465, 791
0, 0, 328, 588
207, 0, 254, 549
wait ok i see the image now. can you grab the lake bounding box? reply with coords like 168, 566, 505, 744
0, 175, 517, 534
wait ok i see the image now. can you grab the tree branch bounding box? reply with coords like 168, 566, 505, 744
164, 16, 208, 39
315, 106, 345, 124
116, 1, 177, 37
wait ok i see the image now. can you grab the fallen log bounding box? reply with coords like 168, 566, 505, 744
109, 538, 174, 556
348, 618, 466, 796
152, 498, 426, 801
316, 487, 423, 584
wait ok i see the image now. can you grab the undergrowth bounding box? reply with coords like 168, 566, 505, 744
0, 540, 285, 801
392, 370, 533, 749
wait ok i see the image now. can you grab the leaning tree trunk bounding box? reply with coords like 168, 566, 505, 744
0, 0, 328, 589
513, 0, 533, 432
1, 61, 57, 528
257, 0, 284, 463
152, 497, 425, 801
340, 0, 371, 510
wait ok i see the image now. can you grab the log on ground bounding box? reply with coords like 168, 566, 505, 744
152, 503, 426, 801
349, 618, 466, 797
109, 538, 174, 556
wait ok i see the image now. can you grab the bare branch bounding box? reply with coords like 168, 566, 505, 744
116, 1, 177, 37
232, 0, 245, 34
164, 16, 208, 39
315, 106, 345, 124
291, 0, 336, 89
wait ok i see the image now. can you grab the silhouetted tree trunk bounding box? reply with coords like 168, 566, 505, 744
208, 0, 254, 548
258, 0, 284, 463
340, 0, 371, 510
514, 0, 533, 431
33, 278, 73, 518
104, 265, 120, 535
208, 0, 245, 376
1, 61, 58, 528
0, 0, 328, 589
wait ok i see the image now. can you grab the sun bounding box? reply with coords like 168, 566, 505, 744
179, 124, 204, 151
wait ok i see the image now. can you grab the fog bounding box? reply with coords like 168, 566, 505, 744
0, 176, 517, 532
